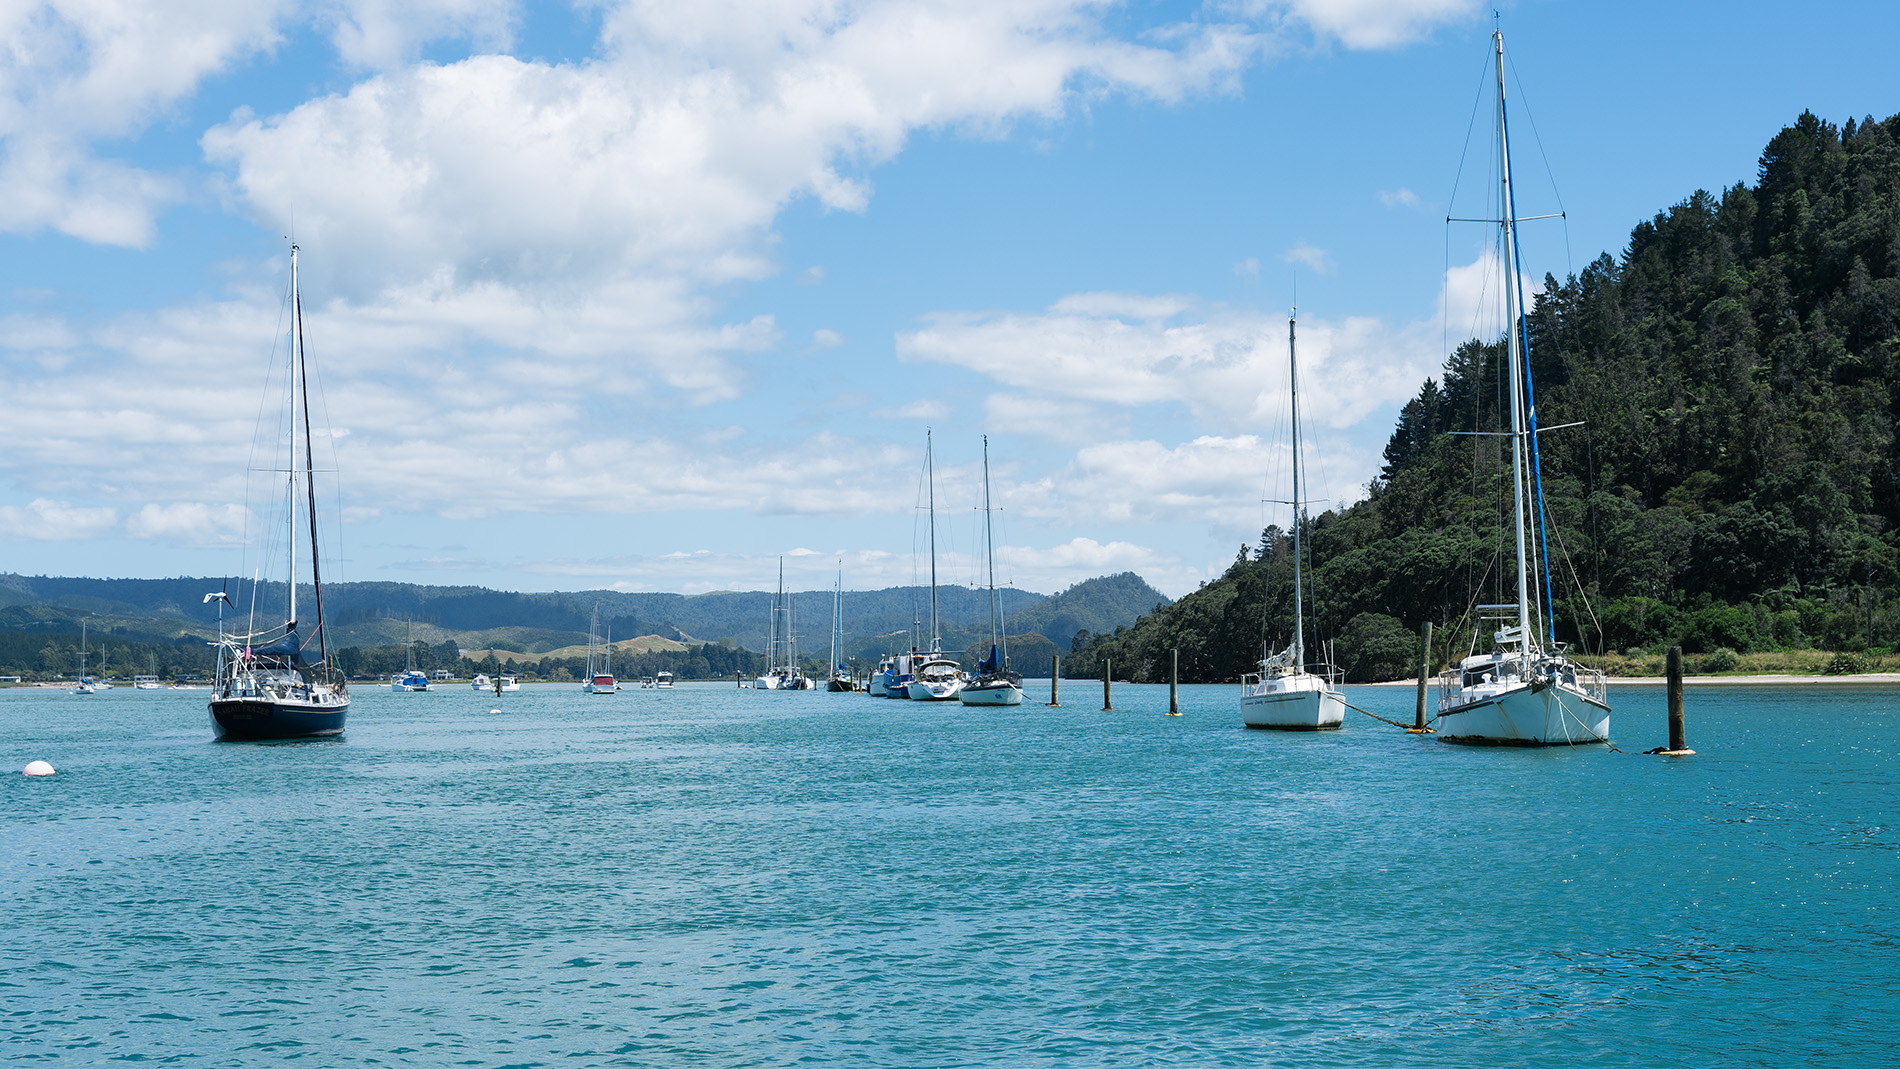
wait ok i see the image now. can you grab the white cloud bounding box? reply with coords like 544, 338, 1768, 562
327, 0, 516, 69
0, 498, 119, 540
124, 502, 250, 546
1282, 240, 1331, 274
1234, 256, 1261, 278
1280, 0, 1477, 49
1379, 186, 1419, 207
0, 0, 287, 246
812, 327, 844, 348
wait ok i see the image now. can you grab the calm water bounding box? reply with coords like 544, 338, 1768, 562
2, 680, 1895, 1066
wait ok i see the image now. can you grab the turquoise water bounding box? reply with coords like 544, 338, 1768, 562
3, 681, 1895, 1066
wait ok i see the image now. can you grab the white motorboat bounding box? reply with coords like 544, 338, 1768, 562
1240, 311, 1345, 731
868, 652, 913, 698
498, 674, 520, 692
471, 674, 491, 690
134, 675, 162, 690
1433, 29, 1609, 746
960, 436, 1022, 707
654, 670, 673, 689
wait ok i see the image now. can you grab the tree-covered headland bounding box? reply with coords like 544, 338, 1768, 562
1070, 111, 1899, 682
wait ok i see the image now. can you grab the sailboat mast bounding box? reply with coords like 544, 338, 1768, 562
982, 435, 1002, 664
1494, 30, 1533, 661
831, 566, 841, 672
926, 429, 939, 653
1289, 311, 1305, 673
286, 249, 299, 632
292, 244, 329, 662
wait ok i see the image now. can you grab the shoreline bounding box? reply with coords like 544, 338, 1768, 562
1365, 672, 1900, 687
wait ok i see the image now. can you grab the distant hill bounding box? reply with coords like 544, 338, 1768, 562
0, 572, 1170, 679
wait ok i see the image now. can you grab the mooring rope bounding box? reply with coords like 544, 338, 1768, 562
1342, 699, 1420, 730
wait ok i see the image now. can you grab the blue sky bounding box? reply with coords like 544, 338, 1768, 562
2, 0, 1896, 599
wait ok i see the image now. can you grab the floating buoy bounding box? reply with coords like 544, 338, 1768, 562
23, 760, 55, 777
489, 708, 502, 715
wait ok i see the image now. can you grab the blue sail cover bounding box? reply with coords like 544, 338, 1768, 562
252, 627, 309, 665
980, 645, 999, 674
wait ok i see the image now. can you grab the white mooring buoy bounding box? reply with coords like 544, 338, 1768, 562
23, 760, 55, 777
489, 708, 502, 715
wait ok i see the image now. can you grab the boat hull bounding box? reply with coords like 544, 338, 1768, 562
905, 680, 964, 701
1437, 683, 1610, 746
1240, 681, 1345, 730
826, 678, 856, 692
958, 681, 1023, 706
209, 697, 348, 741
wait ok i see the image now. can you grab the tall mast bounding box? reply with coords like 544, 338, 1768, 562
292, 244, 329, 662
1494, 30, 1533, 661
981, 435, 1002, 664
773, 559, 783, 668
286, 248, 299, 632
1289, 310, 1305, 673
832, 565, 842, 671
926, 429, 939, 653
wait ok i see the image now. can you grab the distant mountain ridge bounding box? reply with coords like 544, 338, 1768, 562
0, 571, 1170, 662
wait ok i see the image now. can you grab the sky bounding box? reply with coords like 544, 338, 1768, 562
2, 0, 1897, 599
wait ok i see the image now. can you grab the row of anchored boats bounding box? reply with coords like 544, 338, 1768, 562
203, 30, 1607, 746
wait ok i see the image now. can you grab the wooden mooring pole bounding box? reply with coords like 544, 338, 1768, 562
1167, 649, 1180, 716
1049, 655, 1060, 707
1410, 621, 1434, 734
1102, 658, 1113, 711
1651, 646, 1695, 755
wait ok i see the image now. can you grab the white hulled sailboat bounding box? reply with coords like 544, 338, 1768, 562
960, 436, 1022, 706
1433, 30, 1609, 745
584, 603, 618, 693
1240, 311, 1346, 730
905, 430, 965, 701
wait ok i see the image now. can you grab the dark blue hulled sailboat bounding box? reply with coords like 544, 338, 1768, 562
209, 245, 350, 741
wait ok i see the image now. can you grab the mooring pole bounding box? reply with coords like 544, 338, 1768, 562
1049, 655, 1060, 706
735, 669, 741, 689
1411, 620, 1434, 733
1102, 658, 1113, 711
1168, 649, 1180, 715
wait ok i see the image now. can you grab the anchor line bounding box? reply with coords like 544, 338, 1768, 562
1552, 690, 1622, 752
1341, 700, 1417, 731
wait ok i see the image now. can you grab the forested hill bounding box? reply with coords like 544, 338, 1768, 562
1070, 110, 1899, 683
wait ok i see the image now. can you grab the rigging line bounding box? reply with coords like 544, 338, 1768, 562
1505, 48, 1576, 300
1445, 48, 1495, 225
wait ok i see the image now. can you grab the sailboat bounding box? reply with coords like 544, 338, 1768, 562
960, 436, 1023, 706
1434, 29, 1610, 745
583, 603, 618, 693
1241, 311, 1347, 730
905, 430, 966, 701
826, 565, 855, 691
70, 620, 95, 695
209, 244, 351, 740
390, 620, 430, 690
755, 559, 813, 690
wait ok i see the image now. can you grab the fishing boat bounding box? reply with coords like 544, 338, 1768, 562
583, 604, 618, 693
961, 436, 1023, 706
1434, 29, 1609, 746
471, 673, 491, 690
498, 674, 520, 692
654, 670, 673, 689
209, 244, 350, 741
826, 566, 855, 691
134, 675, 162, 689
1241, 310, 1346, 731
905, 431, 966, 702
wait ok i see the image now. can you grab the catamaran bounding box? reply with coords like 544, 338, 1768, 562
961, 436, 1023, 706
905, 430, 966, 701
1240, 311, 1346, 730
1433, 29, 1609, 745
208, 244, 351, 740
